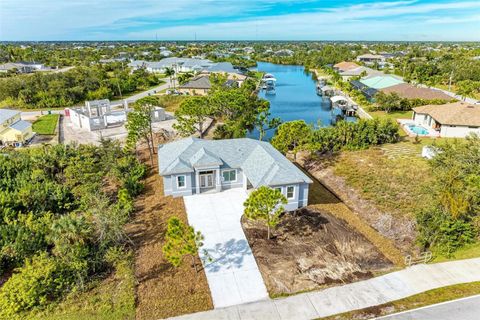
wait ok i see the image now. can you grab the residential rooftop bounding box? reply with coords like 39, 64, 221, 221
381, 83, 454, 101
413, 102, 480, 126
158, 138, 312, 188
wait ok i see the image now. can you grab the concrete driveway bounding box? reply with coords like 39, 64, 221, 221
183, 188, 269, 308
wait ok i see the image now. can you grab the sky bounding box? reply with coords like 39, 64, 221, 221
0, 0, 479, 41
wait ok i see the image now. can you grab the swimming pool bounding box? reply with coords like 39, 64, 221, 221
407, 124, 429, 135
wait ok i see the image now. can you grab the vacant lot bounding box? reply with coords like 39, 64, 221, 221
300, 143, 433, 253
32, 114, 59, 135
125, 157, 212, 319
243, 207, 392, 297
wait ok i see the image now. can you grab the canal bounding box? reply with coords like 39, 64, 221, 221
250, 62, 339, 140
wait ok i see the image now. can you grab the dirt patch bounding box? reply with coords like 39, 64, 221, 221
242, 207, 392, 296
125, 148, 212, 319
298, 152, 416, 254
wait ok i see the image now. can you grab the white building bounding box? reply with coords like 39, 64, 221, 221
412, 102, 480, 138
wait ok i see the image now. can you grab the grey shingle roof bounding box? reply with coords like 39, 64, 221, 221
0, 109, 20, 124
180, 76, 211, 89
158, 138, 312, 187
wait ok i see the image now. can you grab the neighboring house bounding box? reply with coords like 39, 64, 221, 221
128, 57, 214, 73
356, 53, 386, 66
0, 61, 47, 73
350, 80, 378, 100
67, 99, 165, 131
158, 138, 313, 211
333, 61, 359, 72
380, 83, 454, 101
359, 75, 404, 90
178, 75, 212, 96
412, 102, 480, 138
0, 109, 35, 146
339, 66, 383, 80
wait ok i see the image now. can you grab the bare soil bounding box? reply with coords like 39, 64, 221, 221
242, 207, 392, 296
125, 147, 212, 319
298, 152, 416, 254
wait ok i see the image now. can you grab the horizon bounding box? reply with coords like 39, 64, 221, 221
1, 0, 480, 42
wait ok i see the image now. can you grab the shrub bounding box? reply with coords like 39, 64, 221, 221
0, 253, 74, 318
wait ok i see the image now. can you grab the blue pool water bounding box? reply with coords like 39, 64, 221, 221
408, 124, 429, 135
249, 62, 355, 140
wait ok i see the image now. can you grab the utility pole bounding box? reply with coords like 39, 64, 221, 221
448, 71, 453, 92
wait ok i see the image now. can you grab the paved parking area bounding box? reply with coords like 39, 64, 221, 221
183, 189, 269, 308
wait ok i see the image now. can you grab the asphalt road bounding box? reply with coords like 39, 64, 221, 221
376, 294, 480, 320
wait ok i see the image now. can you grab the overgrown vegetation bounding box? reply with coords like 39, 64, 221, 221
417, 135, 480, 256
0, 141, 146, 318
0, 64, 162, 109
371, 91, 452, 113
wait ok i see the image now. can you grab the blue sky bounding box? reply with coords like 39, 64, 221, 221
1, 0, 479, 41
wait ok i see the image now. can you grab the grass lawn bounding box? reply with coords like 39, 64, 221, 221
28, 253, 135, 320
321, 281, 480, 319
370, 110, 413, 121
333, 142, 433, 218
32, 114, 59, 135
433, 243, 480, 263
157, 94, 187, 112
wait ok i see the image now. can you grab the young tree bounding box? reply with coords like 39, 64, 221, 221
243, 186, 287, 239
253, 101, 281, 141
173, 96, 212, 138
375, 92, 402, 113
162, 217, 205, 272
126, 96, 159, 165
271, 120, 312, 161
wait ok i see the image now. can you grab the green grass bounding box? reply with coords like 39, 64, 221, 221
28, 254, 135, 320
333, 143, 433, 218
321, 281, 480, 319
433, 243, 480, 263
370, 110, 413, 121
32, 114, 59, 135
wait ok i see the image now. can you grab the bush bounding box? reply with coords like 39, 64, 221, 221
0, 253, 74, 318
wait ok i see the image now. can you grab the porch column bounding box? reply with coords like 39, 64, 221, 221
195, 171, 200, 194
216, 168, 221, 192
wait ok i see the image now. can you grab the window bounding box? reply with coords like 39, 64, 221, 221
274, 187, 282, 194
286, 186, 295, 199
176, 175, 186, 188
222, 169, 236, 182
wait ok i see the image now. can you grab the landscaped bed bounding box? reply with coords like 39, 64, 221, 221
242, 207, 393, 297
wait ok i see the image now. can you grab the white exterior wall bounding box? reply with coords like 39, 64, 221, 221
439, 125, 480, 138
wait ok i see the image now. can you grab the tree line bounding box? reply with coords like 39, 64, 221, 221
0, 63, 162, 109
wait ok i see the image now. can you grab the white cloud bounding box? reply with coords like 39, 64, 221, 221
0, 0, 479, 40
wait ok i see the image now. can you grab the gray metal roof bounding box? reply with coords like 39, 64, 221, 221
158, 138, 313, 188
0, 109, 20, 124
9, 120, 32, 131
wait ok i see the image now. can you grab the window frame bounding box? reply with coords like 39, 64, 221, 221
176, 175, 186, 189
286, 186, 295, 200
274, 187, 282, 194
222, 169, 237, 183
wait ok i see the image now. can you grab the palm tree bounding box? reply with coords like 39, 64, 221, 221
165, 67, 176, 89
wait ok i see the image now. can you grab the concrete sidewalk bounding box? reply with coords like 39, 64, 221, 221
169, 257, 480, 320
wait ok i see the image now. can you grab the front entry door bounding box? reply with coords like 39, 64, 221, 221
200, 172, 214, 188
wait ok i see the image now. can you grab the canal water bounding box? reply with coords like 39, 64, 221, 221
249, 62, 339, 140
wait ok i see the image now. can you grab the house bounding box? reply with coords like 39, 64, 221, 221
356, 53, 386, 66
412, 102, 480, 138
0, 61, 47, 74
158, 138, 313, 211
350, 80, 378, 100
359, 75, 404, 90
333, 61, 359, 72
67, 99, 166, 131
0, 109, 35, 146
128, 57, 214, 73
380, 83, 454, 101
338, 66, 383, 80
178, 75, 212, 96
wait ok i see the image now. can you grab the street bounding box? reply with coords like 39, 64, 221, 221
376, 295, 480, 320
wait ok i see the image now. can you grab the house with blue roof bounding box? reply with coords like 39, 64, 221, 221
0, 109, 35, 146
158, 137, 313, 210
